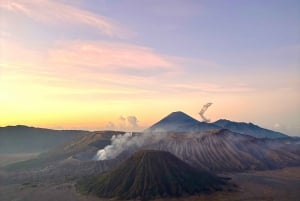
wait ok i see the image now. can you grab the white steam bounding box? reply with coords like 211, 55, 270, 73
106, 121, 116, 130
199, 102, 213, 122
109, 115, 139, 131
94, 132, 167, 160
127, 116, 139, 128
119, 115, 126, 130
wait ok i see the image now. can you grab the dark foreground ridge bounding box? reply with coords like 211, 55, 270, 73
76, 150, 228, 200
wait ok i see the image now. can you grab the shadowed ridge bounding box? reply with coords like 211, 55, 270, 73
77, 150, 227, 200
0, 125, 89, 154
213, 119, 288, 138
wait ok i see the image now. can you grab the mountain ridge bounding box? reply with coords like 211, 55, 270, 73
147, 111, 220, 133
143, 129, 300, 172
213, 119, 288, 138
0, 125, 90, 153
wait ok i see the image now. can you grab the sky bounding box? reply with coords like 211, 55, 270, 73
0, 0, 299, 135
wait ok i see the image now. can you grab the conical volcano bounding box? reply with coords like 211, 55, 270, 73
147, 111, 219, 133
77, 150, 227, 200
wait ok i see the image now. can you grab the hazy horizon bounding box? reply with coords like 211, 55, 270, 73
1, 0, 299, 135
0, 111, 298, 137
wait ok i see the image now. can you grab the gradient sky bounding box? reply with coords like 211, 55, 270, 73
0, 0, 299, 135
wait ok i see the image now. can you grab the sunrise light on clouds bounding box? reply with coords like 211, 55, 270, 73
0, 0, 299, 134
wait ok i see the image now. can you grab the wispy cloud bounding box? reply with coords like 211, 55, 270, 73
0, 38, 179, 99
1, 38, 271, 99
48, 41, 176, 74
168, 83, 255, 94
0, 0, 131, 37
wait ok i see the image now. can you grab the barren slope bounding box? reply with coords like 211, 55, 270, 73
143, 129, 300, 172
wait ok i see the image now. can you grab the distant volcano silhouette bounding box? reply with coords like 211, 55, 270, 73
147, 111, 219, 133
213, 119, 287, 138
77, 150, 227, 200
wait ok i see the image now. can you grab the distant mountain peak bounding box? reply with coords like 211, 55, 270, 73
170, 111, 186, 114
158, 111, 200, 123
1, 125, 32, 129
213, 119, 287, 139
214, 119, 254, 125
169, 111, 191, 116
147, 111, 219, 133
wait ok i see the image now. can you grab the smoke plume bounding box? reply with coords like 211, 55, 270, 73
94, 132, 167, 160
106, 121, 116, 130
199, 102, 213, 122
127, 116, 139, 128
119, 115, 126, 129
119, 116, 126, 121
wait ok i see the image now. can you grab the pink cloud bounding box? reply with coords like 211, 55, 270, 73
48, 41, 176, 73
0, 39, 179, 91
0, 0, 131, 37
168, 83, 255, 94
1, 38, 257, 97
